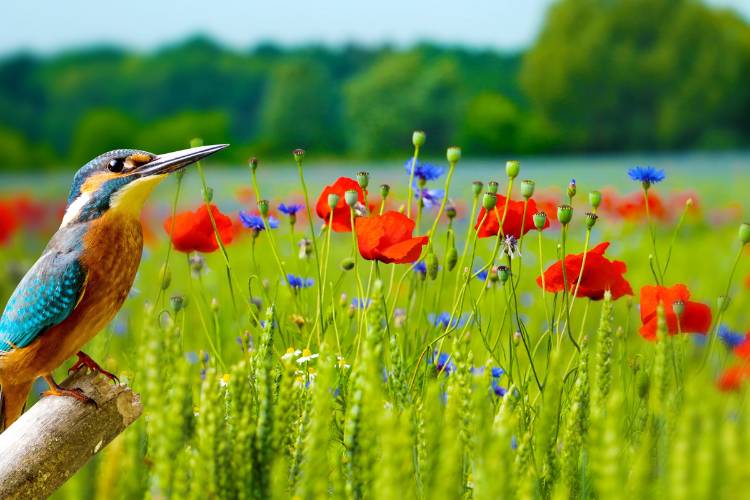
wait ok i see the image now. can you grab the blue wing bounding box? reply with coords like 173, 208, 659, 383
0, 234, 88, 352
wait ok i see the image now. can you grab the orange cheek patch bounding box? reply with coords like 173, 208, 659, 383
80, 172, 120, 194
127, 153, 152, 165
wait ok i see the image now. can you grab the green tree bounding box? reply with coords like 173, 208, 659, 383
69, 109, 136, 165
459, 92, 521, 155
257, 59, 341, 153
344, 51, 464, 156
521, 0, 750, 151
135, 111, 230, 155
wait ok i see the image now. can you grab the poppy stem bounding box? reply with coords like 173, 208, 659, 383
349, 208, 367, 360
537, 228, 552, 335
662, 199, 691, 279
154, 170, 184, 312
567, 226, 592, 317
559, 225, 580, 351
642, 186, 664, 285
406, 144, 421, 219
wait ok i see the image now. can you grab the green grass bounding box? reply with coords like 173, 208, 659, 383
5, 150, 747, 499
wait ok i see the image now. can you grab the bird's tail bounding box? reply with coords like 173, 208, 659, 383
0, 381, 33, 432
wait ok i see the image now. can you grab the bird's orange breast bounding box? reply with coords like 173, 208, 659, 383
3, 213, 143, 382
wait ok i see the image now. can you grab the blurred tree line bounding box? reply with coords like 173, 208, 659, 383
0, 0, 748, 170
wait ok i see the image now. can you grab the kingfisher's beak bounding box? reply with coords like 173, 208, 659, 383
137, 144, 229, 177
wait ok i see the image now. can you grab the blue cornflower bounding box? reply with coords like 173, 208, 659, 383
278, 203, 304, 216
404, 160, 445, 182
476, 268, 489, 281
491, 366, 504, 378
428, 350, 456, 375
352, 298, 371, 309
491, 380, 507, 397
719, 325, 746, 348
429, 312, 467, 329
286, 274, 314, 290
414, 261, 427, 276
627, 166, 665, 185
239, 211, 280, 231
414, 188, 444, 209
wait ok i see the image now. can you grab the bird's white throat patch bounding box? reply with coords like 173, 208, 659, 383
60, 175, 166, 228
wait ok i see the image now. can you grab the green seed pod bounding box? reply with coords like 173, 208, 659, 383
357, 171, 370, 190
471, 180, 483, 196
380, 184, 390, 199
344, 189, 359, 207
446, 247, 458, 271
718, 295, 730, 313
520, 179, 535, 199
426, 253, 439, 280
505, 160, 520, 179
210, 297, 219, 313
249, 156, 258, 172
533, 211, 548, 230
202, 186, 214, 203
673, 299, 685, 318
328, 193, 340, 209
159, 264, 171, 290
488, 267, 499, 283
558, 205, 573, 225
447, 146, 462, 164
497, 265, 510, 284
170, 295, 185, 312
589, 190, 602, 209
487, 181, 499, 194
585, 212, 599, 229
482, 193, 497, 210
257, 199, 269, 216
446, 203, 457, 220
412, 130, 426, 147
341, 257, 355, 271
739, 222, 750, 245
292, 148, 305, 162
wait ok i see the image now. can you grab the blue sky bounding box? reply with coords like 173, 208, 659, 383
1, 0, 748, 55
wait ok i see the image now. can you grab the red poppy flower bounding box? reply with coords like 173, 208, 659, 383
316, 177, 365, 232
717, 365, 750, 392
536, 242, 632, 300
475, 194, 548, 238
354, 211, 428, 264
615, 191, 667, 221
163, 204, 234, 253
734, 333, 750, 359
0, 200, 19, 245
638, 284, 712, 341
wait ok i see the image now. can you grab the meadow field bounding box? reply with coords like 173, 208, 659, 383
2, 145, 750, 499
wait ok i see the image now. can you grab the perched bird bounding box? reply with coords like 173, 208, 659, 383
0, 144, 228, 430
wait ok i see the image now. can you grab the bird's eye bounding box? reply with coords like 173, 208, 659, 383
108, 158, 125, 173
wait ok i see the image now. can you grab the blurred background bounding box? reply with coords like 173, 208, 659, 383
1, 0, 749, 171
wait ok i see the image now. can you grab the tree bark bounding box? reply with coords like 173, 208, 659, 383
0, 370, 142, 499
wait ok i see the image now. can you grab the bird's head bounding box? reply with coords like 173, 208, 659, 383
61, 144, 228, 227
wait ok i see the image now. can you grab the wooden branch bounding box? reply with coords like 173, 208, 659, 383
0, 370, 142, 499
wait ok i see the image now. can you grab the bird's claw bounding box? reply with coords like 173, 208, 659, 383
42, 386, 98, 408
69, 352, 120, 385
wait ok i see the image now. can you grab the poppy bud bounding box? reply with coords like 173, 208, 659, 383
357, 171, 370, 190
412, 130, 426, 147
339, 293, 348, 307
487, 181, 499, 194
328, 193, 340, 210
293, 148, 305, 162
202, 187, 214, 202
446, 203, 457, 220
585, 212, 598, 229
488, 267, 499, 283
426, 253, 439, 280
249, 157, 258, 172
344, 190, 359, 207
159, 264, 171, 290
520, 179, 535, 199
447, 146, 462, 164
506, 160, 520, 179
258, 199, 269, 217
483, 193, 497, 210
533, 211, 547, 230
170, 295, 186, 312
557, 205, 573, 225
497, 265, 510, 284
567, 179, 577, 199
718, 295, 730, 312
739, 222, 750, 245
672, 300, 684, 317
210, 297, 220, 312
513, 331, 522, 345
380, 184, 390, 199
446, 247, 458, 271
472, 181, 483, 196
341, 257, 355, 271
589, 190, 602, 209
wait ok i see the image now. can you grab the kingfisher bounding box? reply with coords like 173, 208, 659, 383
0, 144, 228, 430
